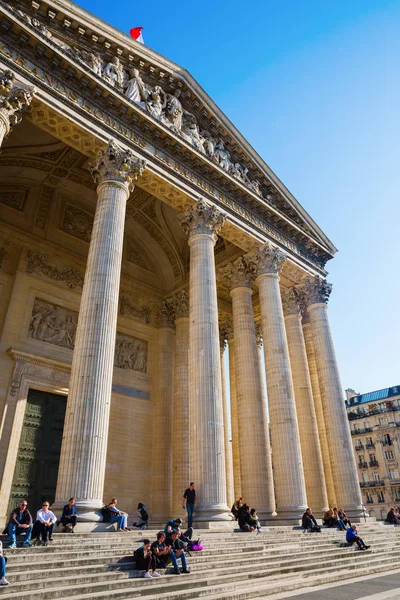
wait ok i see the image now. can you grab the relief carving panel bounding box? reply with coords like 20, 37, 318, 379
0, 187, 28, 211
114, 333, 147, 373
60, 202, 93, 242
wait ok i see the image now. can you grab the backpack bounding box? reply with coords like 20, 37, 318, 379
188, 539, 203, 552
101, 506, 113, 522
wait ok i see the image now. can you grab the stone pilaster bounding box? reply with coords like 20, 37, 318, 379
55, 140, 146, 520
282, 288, 328, 516
302, 277, 363, 518
179, 199, 230, 523
248, 243, 307, 522
219, 322, 235, 512
302, 310, 337, 507
171, 291, 190, 516
220, 256, 275, 519
0, 70, 35, 145
226, 323, 241, 501
152, 300, 175, 520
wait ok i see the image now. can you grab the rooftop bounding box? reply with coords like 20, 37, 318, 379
346, 386, 400, 408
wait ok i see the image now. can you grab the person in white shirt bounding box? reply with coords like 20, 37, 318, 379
33, 501, 57, 546
0, 539, 8, 585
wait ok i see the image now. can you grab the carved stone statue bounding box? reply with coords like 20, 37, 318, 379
201, 130, 218, 158
75, 49, 103, 77
125, 68, 148, 103
103, 57, 126, 89
162, 88, 184, 131
181, 114, 205, 153
213, 139, 232, 171
145, 88, 164, 119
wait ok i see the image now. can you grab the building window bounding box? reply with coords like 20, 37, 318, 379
377, 417, 384, 426
373, 471, 380, 482
389, 469, 399, 480
377, 491, 385, 503
366, 492, 373, 504
382, 433, 392, 446
385, 450, 394, 460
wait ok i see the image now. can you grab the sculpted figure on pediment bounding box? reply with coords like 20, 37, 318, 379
103, 57, 126, 89
125, 68, 149, 104
200, 130, 218, 158
181, 114, 205, 154
161, 88, 184, 131
75, 49, 103, 77
213, 139, 233, 171
145, 88, 164, 119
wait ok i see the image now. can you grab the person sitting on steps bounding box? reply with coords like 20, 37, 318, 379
0, 538, 9, 586
32, 501, 57, 546
165, 530, 190, 574
238, 505, 256, 532
60, 497, 77, 533
102, 498, 130, 531
386, 507, 400, 525
133, 503, 148, 530
338, 508, 351, 529
323, 508, 336, 528
5, 499, 33, 548
333, 507, 346, 531
302, 508, 321, 533
231, 497, 244, 520
134, 538, 160, 578
151, 531, 171, 570
346, 525, 370, 550
249, 508, 262, 534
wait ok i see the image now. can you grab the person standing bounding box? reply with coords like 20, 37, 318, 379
183, 482, 196, 529
6, 500, 33, 548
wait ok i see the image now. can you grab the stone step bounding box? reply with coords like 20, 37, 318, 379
0, 548, 394, 600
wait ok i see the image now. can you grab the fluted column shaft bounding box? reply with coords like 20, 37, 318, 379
230, 284, 275, 518
250, 243, 307, 521
302, 322, 336, 507
180, 199, 230, 522
152, 324, 175, 520
228, 338, 241, 500
55, 141, 145, 520
284, 306, 328, 516
220, 342, 235, 511
172, 312, 190, 515
307, 299, 363, 517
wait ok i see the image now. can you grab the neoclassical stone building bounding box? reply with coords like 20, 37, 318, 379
0, 0, 363, 527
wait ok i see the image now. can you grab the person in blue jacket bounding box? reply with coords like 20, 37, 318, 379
346, 525, 370, 550
60, 497, 77, 533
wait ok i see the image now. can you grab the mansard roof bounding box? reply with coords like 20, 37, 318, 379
1, 0, 337, 268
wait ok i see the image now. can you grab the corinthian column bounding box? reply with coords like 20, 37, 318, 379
179, 199, 230, 523
219, 322, 235, 512
282, 288, 328, 516
171, 291, 190, 515
303, 278, 363, 518
55, 140, 146, 520
220, 257, 275, 519
152, 300, 175, 521
226, 323, 241, 500
249, 243, 307, 522
302, 309, 336, 507
0, 70, 35, 146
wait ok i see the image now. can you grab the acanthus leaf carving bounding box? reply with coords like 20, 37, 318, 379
89, 139, 146, 191
219, 255, 255, 290
179, 198, 226, 241
247, 242, 287, 277
170, 290, 189, 319
281, 287, 301, 317
300, 277, 333, 306
0, 69, 35, 134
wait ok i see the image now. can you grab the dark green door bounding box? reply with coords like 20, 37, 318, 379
7, 389, 67, 516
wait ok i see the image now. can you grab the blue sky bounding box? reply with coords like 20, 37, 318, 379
77, 0, 400, 394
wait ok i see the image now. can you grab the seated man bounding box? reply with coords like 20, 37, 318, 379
346, 525, 370, 550
0, 538, 8, 585
165, 530, 190, 574
164, 517, 183, 535
6, 499, 33, 548
60, 497, 77, 533
102, 498, 130, 531
238, 505, 255, 532
134, 538, 159, 578
302, 508, 321, 532
151, 531, 171, 570
386, 508, 400, 525
33, 501, 57, 546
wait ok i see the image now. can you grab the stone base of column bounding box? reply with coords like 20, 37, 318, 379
272, 505, 308, 526
344, 506, 368, 520
194, 520, 235, 530
193, 503, 232, 524
52, 499, 103, 523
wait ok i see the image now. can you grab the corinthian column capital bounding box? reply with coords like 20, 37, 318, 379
157, 299, 176, 328
0, 70, 35, 138
89, 139, 146, 192
219, 318, 233, 349
219, 255, 255, 290
301, 277, 333, 307
255, 323, 263, 348
171, 290, 189, 319
281, 287, 301, 317
248, 242, 287, 278
178, 198, 226, 243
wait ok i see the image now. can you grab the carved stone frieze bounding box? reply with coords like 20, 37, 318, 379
35, 185, 53, 228
156, 299, 175, 328
170, 290, 189, 319
28, 298, 78, 349
0, 186, 28, 211
89, 139, 146, 191
60, 202, 93, 242
179, 198, 226, 241
281, 287, 301, 317
0, 69, 35, 135
114, 333, 147, 373
248, 242, 287, 277
26, 251, 84, 289
119, 295, 151, 324
219, 255, 255, 290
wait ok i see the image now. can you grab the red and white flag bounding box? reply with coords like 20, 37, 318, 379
130, 27, 144, 44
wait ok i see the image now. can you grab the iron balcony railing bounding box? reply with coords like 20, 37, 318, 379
366, 442, 375, 449
359, 462, 368, 469
369, 460, 379, 467
360, 480, 385, 488
351, 427, 373, 435
355, 444, 364, 451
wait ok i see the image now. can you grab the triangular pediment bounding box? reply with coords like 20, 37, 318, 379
1, 0, 337, 267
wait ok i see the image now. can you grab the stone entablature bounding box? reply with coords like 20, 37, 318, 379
0, 0, 335, 273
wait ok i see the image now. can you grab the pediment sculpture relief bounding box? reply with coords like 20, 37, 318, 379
9, 3, 264, 197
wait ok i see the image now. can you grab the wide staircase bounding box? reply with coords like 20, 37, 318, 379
1, 523, 399, 599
